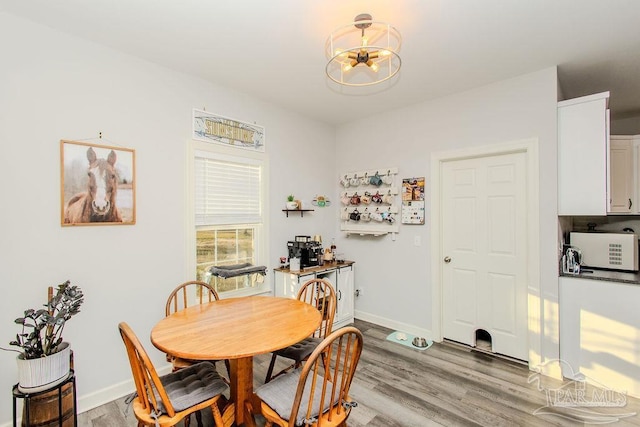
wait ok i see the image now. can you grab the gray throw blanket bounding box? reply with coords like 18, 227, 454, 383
209, 263, 267, 279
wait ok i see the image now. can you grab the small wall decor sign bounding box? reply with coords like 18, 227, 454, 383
312, 195, 331, 207
193, 109, 265, 152
401, 177, 425, 224
60, 140, 136, 226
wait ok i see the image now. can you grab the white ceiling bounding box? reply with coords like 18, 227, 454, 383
2, 0, 640, 125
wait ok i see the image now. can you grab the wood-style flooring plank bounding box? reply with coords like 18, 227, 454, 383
80, 319, 640, 426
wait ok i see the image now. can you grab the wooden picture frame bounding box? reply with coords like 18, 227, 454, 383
60, 140, 136, 226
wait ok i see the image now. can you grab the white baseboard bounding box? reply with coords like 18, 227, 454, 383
77, 364, 172, 414
355, 310, 434, 341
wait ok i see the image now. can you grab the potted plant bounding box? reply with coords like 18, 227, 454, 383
8, 280, 84, 391
286, 194, 298, 210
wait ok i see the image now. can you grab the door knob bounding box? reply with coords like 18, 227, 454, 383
444, 256, 451, 263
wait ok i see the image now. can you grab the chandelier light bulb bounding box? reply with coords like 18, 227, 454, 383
335, 48, 347, 58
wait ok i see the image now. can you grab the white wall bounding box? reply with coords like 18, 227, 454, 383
0, 12, 336, 423
335, 67, 560, 364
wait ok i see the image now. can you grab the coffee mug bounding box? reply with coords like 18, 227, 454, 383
349, 209, 361, 221
361, 211, 371, 222
372, 192, 383, 204
350, 193, 361, 205
386, 213, 396, 224
383, 194, 394, 205
382, 174, 394, 185
359, 175, 369, 186
341, 194, 350, 205
369, 172, 383, 186
341, 209, 350, 220
340, 176, 350, 188
361, 192, 372, 205
372, 212, 384, 222
350, 175, 360, 186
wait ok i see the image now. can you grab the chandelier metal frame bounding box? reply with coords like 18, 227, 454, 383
325, 13, 402, 87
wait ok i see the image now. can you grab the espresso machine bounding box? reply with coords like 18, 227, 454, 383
287, 235, 322, 268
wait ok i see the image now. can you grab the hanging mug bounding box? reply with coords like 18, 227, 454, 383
361, 191, 372, 205
383, 194, 394, 205
341, 193, 350, 205
372, 192, 383, 204
349, 209, 361, 221
359, 174, 369, 186
350, 175, 360, 187
386, 213, 396, 224
369, 172, 383, 186
350, 193, 361, 205
361, 211, 371, 222
372, 211, 384, 222
340, 209, 350, 221
339, 176, 350, 188
382, 173, 394, 185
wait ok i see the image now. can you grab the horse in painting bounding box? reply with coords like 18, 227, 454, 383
64, 147, 123, 223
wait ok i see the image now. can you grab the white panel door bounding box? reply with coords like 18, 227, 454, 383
441, 152, 528, 360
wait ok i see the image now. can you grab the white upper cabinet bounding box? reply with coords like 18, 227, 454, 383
609, 136, 634, 213
557, 91, 610, 215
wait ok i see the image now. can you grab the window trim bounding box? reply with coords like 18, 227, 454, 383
187, 139, 270, 297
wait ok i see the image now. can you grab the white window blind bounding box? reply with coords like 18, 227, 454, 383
195, 151, 262, 225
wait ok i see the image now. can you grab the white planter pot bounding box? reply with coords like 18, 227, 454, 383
286, 201, 298, 210
16, 342, 71, 392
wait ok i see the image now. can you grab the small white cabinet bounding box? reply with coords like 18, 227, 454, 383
609, 136, 634, 213
335, 266, 354, 326
274, 262, 355, 329
557, 91, 610, 215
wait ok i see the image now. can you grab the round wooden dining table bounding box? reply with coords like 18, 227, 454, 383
151, 295, 322, 426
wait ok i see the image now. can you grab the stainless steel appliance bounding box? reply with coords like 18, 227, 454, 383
562, 246, 582, 274
287, 238, 322, 268
569, 231, 639, 271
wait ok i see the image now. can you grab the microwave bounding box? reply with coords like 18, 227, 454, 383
569, 232, 639, 271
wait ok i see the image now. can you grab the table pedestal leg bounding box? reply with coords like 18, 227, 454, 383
229, 357, 255, 426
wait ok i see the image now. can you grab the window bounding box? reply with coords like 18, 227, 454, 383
193, 149, 267, 294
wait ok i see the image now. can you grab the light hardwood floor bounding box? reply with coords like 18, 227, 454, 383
80, 319, 640, 426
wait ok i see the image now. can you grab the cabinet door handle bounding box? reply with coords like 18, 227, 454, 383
629, 198, 633, 210
338, 290, 342, 301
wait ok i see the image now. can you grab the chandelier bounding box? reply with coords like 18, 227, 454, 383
325, 13, 402, 87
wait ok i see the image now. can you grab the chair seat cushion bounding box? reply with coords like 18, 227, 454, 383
156, 361, 228, 413
274, 337, 322, 362
256, 368, 337, 426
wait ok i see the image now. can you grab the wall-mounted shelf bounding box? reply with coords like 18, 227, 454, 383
345, 231, 389, 237
339, 166, 400, 237
282, 209, 314, 217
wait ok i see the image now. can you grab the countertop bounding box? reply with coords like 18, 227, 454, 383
559, 267, 640, 285
274, 260, 354, 275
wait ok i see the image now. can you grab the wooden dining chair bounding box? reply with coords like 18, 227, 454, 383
118, 322, 233, 427
165, 281, 230, 376
264, 279, 336, 383
255, 326, 364, 427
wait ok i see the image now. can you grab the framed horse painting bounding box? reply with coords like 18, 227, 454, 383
60, 140, 136, 226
